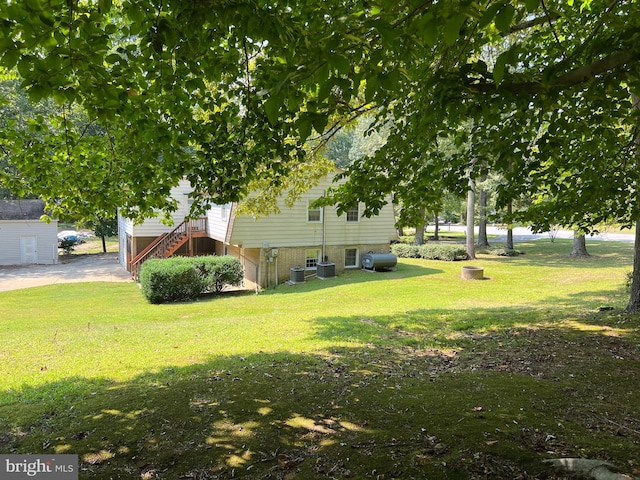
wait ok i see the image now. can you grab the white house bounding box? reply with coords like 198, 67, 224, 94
118, 172, 397, 289
0, 200, 58, 266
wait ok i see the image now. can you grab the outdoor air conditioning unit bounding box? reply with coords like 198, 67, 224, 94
317, 262, 336, 279
290, 267, 305, 284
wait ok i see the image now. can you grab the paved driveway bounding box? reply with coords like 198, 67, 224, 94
0, 253, 132, 292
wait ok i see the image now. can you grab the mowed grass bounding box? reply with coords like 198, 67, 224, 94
1, 239, 639, 479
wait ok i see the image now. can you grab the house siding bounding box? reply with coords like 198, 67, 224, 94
120, 179, 193, 239
227, 178, 397, 249
206, 204, 231, 241
0, 220, 59, 265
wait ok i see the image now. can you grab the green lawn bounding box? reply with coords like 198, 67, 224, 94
1, 240, 638, 479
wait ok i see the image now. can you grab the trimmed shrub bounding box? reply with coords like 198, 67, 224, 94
391, 243, 420, 258
192, 256, 244, 293
488, 247, 522, 257
417, 244, 468, 261
140, 257, 205, 304
140, 255, 244, 303
392, 243, 468, 261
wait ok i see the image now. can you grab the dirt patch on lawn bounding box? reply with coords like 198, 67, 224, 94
0, 253, 132, 292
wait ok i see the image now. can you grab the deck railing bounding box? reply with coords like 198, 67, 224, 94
129, 218, 207, 280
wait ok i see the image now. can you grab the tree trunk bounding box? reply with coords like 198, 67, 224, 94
506, 201, 514, 250
433, 212, 440, 241
101, 235, 107, 253
570, 232, 589, 257
466, 179, 476, 259
414, 220, 426, 245
625, 92, 640, 313
477, 188, 490, 247
625, 217, 640, 312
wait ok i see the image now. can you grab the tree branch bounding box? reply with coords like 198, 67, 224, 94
468, 49, 639, 95
541, 0, 564, 54
507, 13, 560, 35
554, 50, 639, 87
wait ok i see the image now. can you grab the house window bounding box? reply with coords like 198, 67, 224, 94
307, 201, 323, 223
345, 248, 359, 268
346, 203, 360, 222
305, 249, 321, 270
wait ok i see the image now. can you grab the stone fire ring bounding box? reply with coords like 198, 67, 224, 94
461, 265, 485, 280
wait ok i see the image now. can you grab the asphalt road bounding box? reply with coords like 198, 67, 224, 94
435, 225, 635, 243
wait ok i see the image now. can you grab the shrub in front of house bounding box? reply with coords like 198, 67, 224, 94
391, 243, 420, 258
140, 256, 244, 303
417, 244, 469, 261
140, 257, 205, 304
191, 255, 244, 293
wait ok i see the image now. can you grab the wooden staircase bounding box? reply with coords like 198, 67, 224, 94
130, 218, 207, 281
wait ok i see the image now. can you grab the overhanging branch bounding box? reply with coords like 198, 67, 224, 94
554, 50, 639, 87
468, 49, 639, 95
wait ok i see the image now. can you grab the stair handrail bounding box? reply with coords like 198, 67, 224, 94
130, 232, 168, 267
129, 218, 208, 280
130, 220, 187, 280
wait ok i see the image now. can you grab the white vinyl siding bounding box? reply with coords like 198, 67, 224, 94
229, 174, 396, 249
120, 179, 193, 237
0, 220, 58, 265
207, 203, 231, 241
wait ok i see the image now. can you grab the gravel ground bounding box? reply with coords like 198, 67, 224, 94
0, 253, 132, 292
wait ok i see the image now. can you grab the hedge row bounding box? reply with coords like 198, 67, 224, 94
391, 243, 468, 261
140, 256, 244, 304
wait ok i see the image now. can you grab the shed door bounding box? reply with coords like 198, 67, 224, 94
21, 236, 37, 264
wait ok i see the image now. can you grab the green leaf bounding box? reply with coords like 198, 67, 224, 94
99, 0, 113, 13
106, 53, 122, 64
422, 19, 438, 47
264, 96, 279, 125
524, 0, 540, 11
297, 118, 312, 142
0, 49, 21, 69
329, 54, 351, 74
479, 3, 503, 28
312, 113, 328, 135
444, 14, 466, 46
495, 4, 515, 33
25, 0, 42, 11
373, 18, 398, 46
365, 74, 379, 103
493, 53, 507, 85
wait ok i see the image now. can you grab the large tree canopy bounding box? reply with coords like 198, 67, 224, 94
2, 0, 637, 221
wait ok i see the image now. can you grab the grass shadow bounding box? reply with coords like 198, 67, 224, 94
1, 308, 638, 479
1, 240, 637, 478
